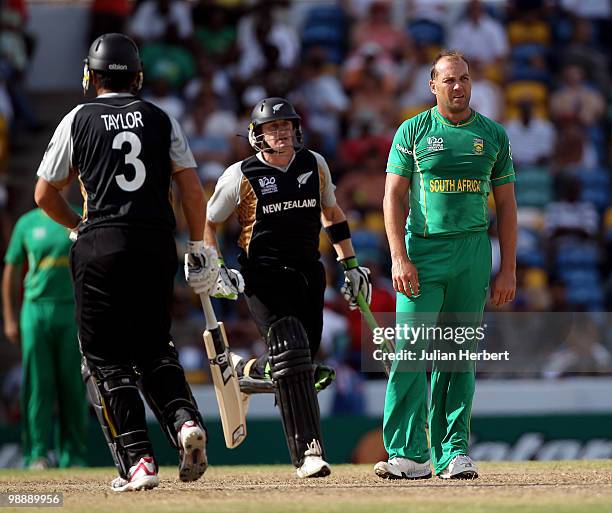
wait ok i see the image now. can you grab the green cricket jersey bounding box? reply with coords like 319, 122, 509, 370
4, 208, 75, 302
387, 107, 515, 238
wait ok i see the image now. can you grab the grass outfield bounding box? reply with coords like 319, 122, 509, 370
1, 461, 611, 513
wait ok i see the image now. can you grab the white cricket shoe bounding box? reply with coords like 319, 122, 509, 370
296, 439, 331, 479
178, 420, 208, 482
28, 458, 51, 470
111, 456, 159, 492
374, 457, 432, 480
438, 455, 478, 479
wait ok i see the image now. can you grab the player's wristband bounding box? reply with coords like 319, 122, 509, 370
340, 256, 359, 271
325, 220, 351, 244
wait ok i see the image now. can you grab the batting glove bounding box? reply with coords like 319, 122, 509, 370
211, 259, 245, 300
184, 241, 219, 295
340, 256, 372, 310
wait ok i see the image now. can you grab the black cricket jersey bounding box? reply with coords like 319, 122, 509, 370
37, 92, 196, 233
208, 149, 338, 267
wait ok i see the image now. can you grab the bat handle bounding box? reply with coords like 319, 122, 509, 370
357, 292, 378, 333
199, 294, 219, 331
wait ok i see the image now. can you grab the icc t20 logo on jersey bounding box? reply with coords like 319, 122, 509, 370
258, 176, 278, 195
427, 136, 444, 152
473, 137, 484, 154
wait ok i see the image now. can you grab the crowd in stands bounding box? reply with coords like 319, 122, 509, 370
1, 0, 612, 419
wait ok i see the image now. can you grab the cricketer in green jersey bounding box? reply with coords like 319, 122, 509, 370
376, 50, 517, 480
2, 207, 88, 469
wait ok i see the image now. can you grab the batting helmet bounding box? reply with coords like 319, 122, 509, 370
82, 33, 143, 94
248, 97, 303, 153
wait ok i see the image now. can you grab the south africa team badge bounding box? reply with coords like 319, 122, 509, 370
473, 137, 484, 154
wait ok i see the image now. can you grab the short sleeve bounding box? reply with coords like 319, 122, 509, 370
4, 217, 26, 265
169, 115, 197, 173
386, 120, 414, 178
492, 126, 516, 186
207, 162, 243, 223
312, 151, 337, 208
36, 105, 83, 186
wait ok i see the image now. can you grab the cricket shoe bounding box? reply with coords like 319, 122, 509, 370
110, 456, 159, 492
374, 457, 432, 480
28, 457, 51, 470
178, 420, 208, 482
438, 455, 478, 480
296, 439, 331, 479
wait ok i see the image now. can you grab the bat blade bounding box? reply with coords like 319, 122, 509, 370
203, 321, 247, 449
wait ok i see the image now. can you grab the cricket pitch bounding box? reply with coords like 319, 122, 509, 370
1, 461, 611, 513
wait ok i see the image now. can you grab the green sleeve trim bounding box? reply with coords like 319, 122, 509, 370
386, 166, 412, 178
387, 162, 410, 170
492, 172, 515, 181
492, 174, 516, 186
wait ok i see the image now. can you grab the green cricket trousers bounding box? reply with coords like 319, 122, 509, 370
383, 231, 490, 474
20, 300, 88, 467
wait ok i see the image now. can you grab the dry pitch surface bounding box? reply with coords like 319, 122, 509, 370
1, 461, 612, 513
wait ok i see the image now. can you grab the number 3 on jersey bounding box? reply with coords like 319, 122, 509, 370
113, 131, 146, 192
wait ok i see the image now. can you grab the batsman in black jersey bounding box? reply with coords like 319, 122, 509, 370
34, 33, 218, 492
204, 98, 373, 478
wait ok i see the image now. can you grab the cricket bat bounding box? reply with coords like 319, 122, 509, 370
200, 294, 247, 449
357, 292, 396, 376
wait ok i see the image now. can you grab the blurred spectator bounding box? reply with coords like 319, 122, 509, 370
469, 59, 504, 121
336, 147, 386, 212
142, 75, 185, 120
235, 1, 299, 81
447, 0, 509, 66
346, 70, 396, 147
562, 17, 609, 91
291, 47, 349, 159
0, 0, 41, 132
89, 0, 130, 41
338, 116, 392, 169
507, 1, 550, 47
352, 0, 410, 58
405, 0, 448, 26
182, 86, 237, 165
141, 42, 195, 91
559, 0, 612, 25
129, 0, 194, 45
551, 123, 598, 174
542, 314, 612, 378
550, 64, 605, 127
544, 183, 599, 238
342, 42, 397, 94
397, 43, 434, 118
0, 76, 12, 128
505, 100, 554, 166
192, 1, 237, 64
184, 54, 234, 109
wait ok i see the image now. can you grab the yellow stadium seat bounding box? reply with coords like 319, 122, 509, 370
506, 81, 548, 105
524, 268, 548, 288
508, 21, 551, 47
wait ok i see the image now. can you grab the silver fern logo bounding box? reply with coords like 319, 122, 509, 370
272, 103, 284, 114
297, 171, 313, 188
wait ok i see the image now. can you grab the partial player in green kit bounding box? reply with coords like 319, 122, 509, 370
2, 207, 88, 469
376, 50, 517, 480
